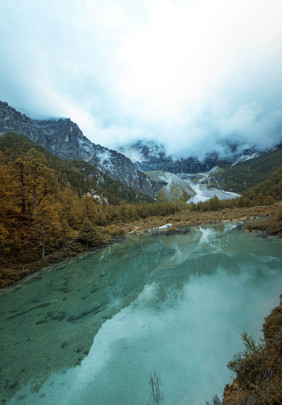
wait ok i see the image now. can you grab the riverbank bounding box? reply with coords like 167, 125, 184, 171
1, 204, 281, 288
1, 222, 281, 405
118, 204, 281, 235
222, 298, 282, 405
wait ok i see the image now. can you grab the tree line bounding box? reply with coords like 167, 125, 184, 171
0, 148, 179, 286
1, 135, 281, 286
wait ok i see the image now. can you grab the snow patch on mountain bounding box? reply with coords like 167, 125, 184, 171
231, 153, 260, 167
187, 183, 240, 204
181, 168, 240, 203
146, 170, 240, 203
145, 171, 195, 201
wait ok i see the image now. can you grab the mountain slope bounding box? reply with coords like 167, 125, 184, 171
0, 101, 158, 196
1, 101, 281, 198
244, 167, 282, 203
119, 140, 221, 173
146, 170, 240, 203
211, 146, 282, 193
0, 133, 153, 204
119, 140, 282, 195
145, 170, 195, 201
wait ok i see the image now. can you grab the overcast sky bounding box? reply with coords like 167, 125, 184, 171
1, 0, 282, 158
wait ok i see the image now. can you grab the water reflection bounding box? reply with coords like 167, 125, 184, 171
0, 224, 281, 404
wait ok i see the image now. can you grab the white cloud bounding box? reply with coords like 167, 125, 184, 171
0, 0, 282, 157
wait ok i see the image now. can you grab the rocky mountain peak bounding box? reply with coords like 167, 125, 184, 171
119, 139, 264, 174
0, 101, 159, 196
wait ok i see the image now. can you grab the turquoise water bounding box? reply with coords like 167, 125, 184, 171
0, 223, 281, 405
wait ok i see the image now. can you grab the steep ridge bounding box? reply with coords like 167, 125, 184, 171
212, 146, 282, 193
0, 133, 153, 204
0, 101, 159, 196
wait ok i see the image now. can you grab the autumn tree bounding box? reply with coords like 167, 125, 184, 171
81, 196, 100, 225
77, 218, 103, 248
34, 198, 63, 260
60, 185, 82, 230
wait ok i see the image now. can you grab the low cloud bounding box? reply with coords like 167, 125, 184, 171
0, 0, 281, 158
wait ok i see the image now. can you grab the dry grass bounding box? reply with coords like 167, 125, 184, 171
121, 205, 281, 234
1, 204, 281, 288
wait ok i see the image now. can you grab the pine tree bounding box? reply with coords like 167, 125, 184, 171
77, 218, 103, 248
34, 198, 63, 260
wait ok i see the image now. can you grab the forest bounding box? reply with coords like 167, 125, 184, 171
0, 133, 282, 287
0, 133, 281, 405
0, 134, 179, 286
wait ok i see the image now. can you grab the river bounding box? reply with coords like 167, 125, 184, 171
0, 222, 281, 405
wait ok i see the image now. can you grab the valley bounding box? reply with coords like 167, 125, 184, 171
0, 101, 281, 405
0, 101, 281, 287
1, 2, 282, 404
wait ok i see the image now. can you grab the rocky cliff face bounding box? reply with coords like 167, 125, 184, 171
0, 101, 158, 196
119, 140, 225, 173
119, 140, 261, 174
134, 154, 219, 173
0, 101, 45, 144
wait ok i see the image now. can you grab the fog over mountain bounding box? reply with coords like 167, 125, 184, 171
0, 0, 282, 159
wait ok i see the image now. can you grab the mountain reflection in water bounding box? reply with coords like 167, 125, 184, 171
0, 223, 281, 405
